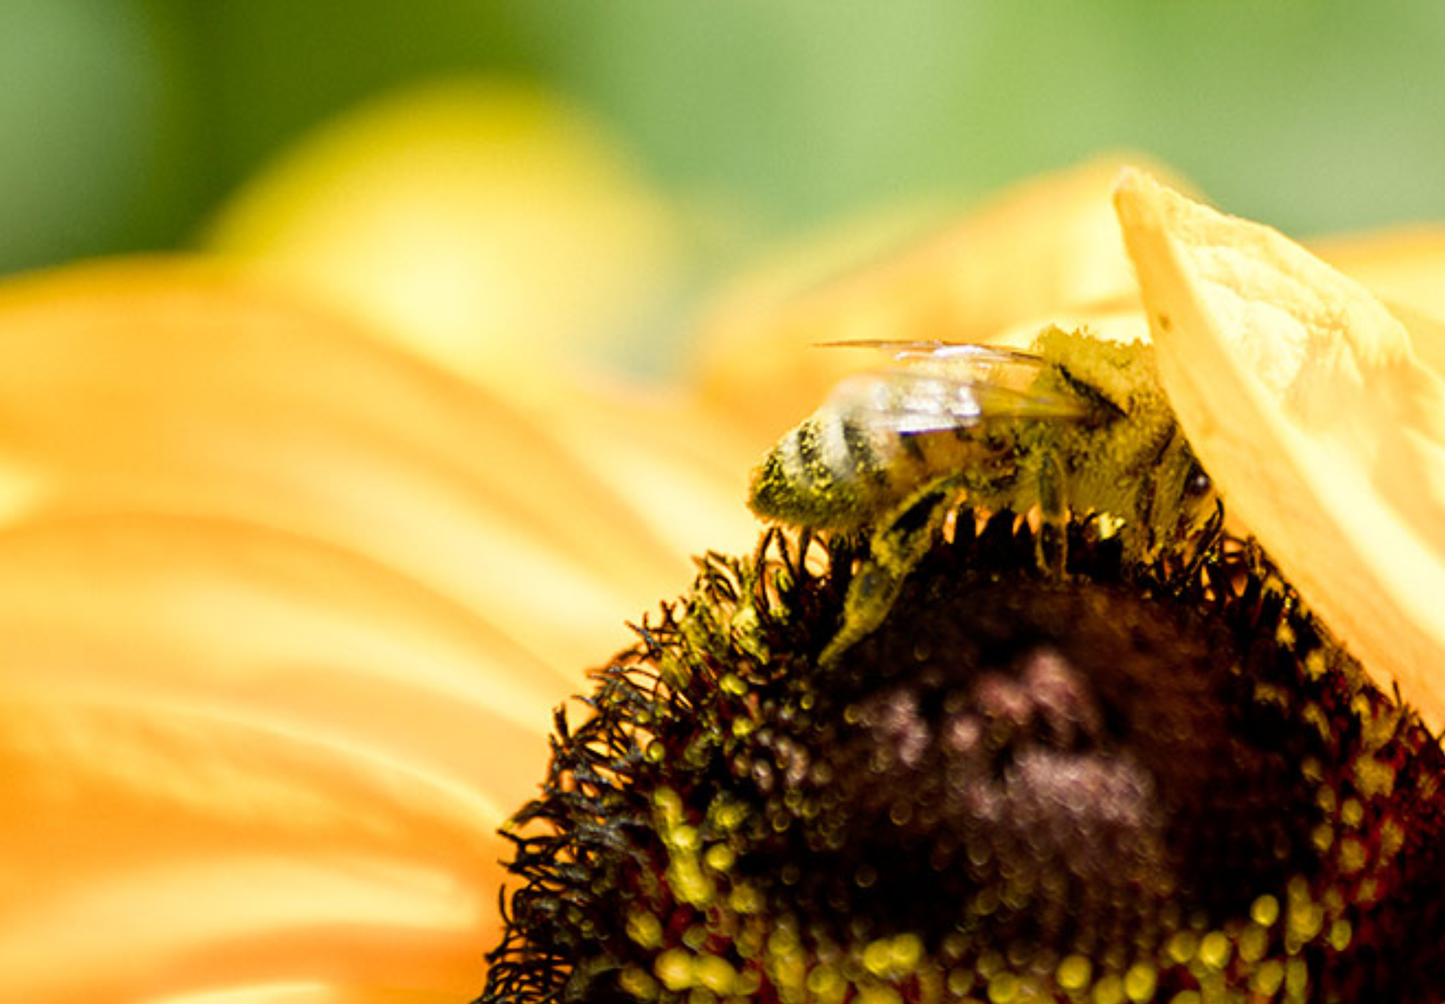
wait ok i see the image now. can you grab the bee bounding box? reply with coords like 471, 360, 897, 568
748, 326, 1219, 663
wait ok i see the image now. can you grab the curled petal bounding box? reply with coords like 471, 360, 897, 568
1115, 169, 1445, 730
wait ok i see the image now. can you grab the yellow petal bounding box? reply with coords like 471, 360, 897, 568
0, 513, 546, 1001
205, 79, 683, 382
1115, 169, 1445, 730
691, 155, 1191, 444
0, 258, 686, 676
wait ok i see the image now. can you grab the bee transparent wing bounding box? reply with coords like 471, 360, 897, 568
822, 347, 1098, 435
818, 339, 1054, 370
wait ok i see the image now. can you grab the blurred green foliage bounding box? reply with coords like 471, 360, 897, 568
4, 0, 1444, 277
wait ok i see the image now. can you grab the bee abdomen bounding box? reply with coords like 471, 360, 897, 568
748, 412, 905, 530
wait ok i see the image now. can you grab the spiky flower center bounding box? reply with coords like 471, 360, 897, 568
479, 515, 1445, 1004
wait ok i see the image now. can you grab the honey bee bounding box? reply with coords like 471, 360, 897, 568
748, 326, 1218, 663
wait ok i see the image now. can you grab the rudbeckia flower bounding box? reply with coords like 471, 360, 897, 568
2, 81, 1444, 1002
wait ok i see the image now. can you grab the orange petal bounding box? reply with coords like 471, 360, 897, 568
0, 259, 687, 676
1115, 169, 1445, 730
502, 369, 765, 561
690, 155, 1191, 443
0, 513, 551, 1002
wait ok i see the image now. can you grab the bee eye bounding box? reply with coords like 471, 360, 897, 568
1185, 470, 1212, 498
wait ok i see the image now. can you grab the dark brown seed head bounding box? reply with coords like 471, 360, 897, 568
477, 514, 1445, 1004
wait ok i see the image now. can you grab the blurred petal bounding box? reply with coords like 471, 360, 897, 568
1314, 226, 1445, 329
0, 512, 544, 1002
690, 155, 1191, 443
0, 259, 687, 675
1115, 169, 1445, 730
205, 79, 684, 381
502, 370, 764, 561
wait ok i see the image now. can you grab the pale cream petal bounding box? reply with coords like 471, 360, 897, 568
690, 156, 1191, 443
0, 259, 686, 677
0, 512, 556, 1002
1115, 169, 1445, 730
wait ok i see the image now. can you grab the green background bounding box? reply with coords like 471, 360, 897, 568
4, 0, 1443, 277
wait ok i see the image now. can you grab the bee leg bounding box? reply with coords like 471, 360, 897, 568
1034, 451, 1069, 577
819, 475, 961, 667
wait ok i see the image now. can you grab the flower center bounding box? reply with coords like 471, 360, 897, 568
478, 520, 1445, 1003
740, 570, 1313, 965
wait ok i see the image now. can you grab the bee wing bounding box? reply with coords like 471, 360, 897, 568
824, 362, 1097, 436
817, 339, 1051, 370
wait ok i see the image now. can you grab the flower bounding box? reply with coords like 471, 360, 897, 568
2, 81, 1444, 1002
474, 167, 1445, 1004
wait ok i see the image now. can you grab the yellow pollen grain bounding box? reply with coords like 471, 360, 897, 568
856, 984, 903, 1004
1301, 757, 1325, 784
1287, 893, 1325, 943
890, 933, 923, 971
694, 954, 739, 995
627, 910, 663, 949
729, 882, 764, 914
1285, 958, 1309, 1000
704, 843, 736, 873
1353, 756, 1397, 799
986, 971, 1021, 1004
1380, 817, 1407, 859
1238, 925, 1268, 963
1165, 931, 1198, 964
719, 672, 748, 695
666, 856, 714, 906
805, 964, 845, 1002
1249, 960, 1286, 997
1197, 931, 1231, 970
655, 948, 695, 991
946, 969, 976, 997
1091, 973, 1124, 1004
1056, 954, 1092, 991
977, 951, 1005, 979
862, 939, 894, 977
1337, 836, 1368, 874
1250, 894, 1281, 927
708, 797, 751, 837
654, 787, 684, 825
1301, 703, 1331, 739
1123, 963, 1157, 1002
619, 966, 659, 1000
